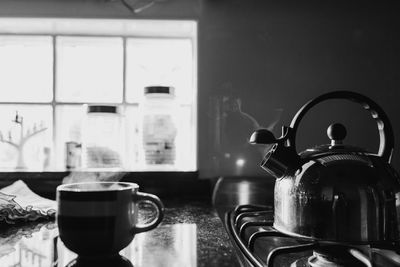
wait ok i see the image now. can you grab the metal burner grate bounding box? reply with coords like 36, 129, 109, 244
225, 204, 379, 267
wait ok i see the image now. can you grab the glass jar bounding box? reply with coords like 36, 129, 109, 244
141, 86, 177, 166
81, 105, 123, 170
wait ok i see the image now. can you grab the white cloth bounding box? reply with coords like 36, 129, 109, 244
0, 180, 56, 224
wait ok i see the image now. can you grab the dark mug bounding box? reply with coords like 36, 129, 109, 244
56, 182, 164, 257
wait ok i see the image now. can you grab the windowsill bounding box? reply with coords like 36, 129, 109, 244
0, 171, 210, 201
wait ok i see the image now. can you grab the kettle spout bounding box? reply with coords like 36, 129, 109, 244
261, 144, 301, 179
250, 127, 301, 179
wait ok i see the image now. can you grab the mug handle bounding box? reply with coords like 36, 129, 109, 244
132, 192, 164, 233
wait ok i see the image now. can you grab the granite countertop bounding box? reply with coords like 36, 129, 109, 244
0, 199, 240, 267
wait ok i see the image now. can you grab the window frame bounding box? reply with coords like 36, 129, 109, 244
0, 18, 198, 173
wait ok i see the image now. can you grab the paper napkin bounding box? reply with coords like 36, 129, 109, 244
0, 180, 56, 225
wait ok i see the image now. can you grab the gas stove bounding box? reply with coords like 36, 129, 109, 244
224, 204, 400, 267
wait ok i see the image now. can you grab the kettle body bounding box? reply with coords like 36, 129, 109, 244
274, 153, 400, 243
250, 91, 400, 245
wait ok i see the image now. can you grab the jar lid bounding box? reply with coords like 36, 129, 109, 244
87, 105, 118, 114
144, 86, 174, 96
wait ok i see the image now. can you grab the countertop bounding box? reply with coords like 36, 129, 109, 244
0, 199, 240, 267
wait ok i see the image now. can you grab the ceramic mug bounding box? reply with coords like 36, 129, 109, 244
56, 182, 164, 257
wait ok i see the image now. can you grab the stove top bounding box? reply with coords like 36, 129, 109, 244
224, 204, 400, 267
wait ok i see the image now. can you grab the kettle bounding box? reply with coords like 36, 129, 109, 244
250, 91, 400, 246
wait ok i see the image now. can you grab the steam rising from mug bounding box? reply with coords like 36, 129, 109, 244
62, 171, 125, 185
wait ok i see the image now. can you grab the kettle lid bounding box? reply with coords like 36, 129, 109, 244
300, 123, 369, 159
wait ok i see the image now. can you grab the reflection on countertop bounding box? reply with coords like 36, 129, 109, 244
212, 176, 275, 216
0, 201, 239, 267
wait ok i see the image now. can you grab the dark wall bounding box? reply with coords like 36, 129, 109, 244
1, 0, 399, 177
199, 1, 400, 177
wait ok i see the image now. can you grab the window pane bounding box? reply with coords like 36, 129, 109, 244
125, 105, 141, 170
174, 105, 196, 171
54, 105, 85, 170
0, 36, 53, 102
56, 37, 123, 103
0, 105, 53, 171
126, 38, 193, 103
126, 104, 195, 171
55, 105, 126, 171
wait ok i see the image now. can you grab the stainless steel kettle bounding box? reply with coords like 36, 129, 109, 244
250, 91, 400, 246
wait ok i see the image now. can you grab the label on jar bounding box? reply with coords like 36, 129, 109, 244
143, 114, 176, 165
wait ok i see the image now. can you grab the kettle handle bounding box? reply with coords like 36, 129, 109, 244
289, 91, 394, 163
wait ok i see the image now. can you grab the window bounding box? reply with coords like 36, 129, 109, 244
0, 18, 197, 172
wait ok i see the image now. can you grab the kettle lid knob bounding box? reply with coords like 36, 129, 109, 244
327, 123, 347, 145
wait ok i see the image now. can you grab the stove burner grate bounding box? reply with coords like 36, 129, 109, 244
225, 204, 386, 267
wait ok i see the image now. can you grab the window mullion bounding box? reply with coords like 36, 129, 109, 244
52, 35, 57, 171
122, 37, 128, 170
123, 37, 127, 105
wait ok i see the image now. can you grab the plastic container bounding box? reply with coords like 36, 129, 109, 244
81, 105, 123, 170
142, 86, 177, 166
